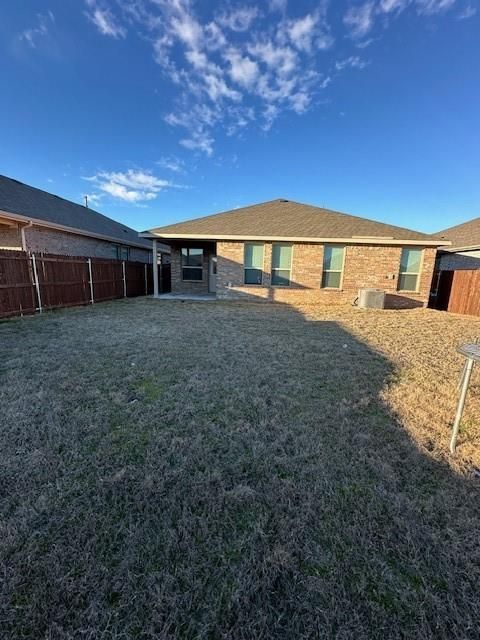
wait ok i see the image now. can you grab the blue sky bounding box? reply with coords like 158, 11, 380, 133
0, 0, 478, 233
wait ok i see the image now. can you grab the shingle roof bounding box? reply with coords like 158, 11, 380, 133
434, 217, 480, 251
0, 175, 155, 250
145, 199, 445, 245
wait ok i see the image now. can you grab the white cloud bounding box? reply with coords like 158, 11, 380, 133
457, 4, 477, 18
19, 11, 54, 48
344, 2, 376, 38
415, 0, 457, 14
225, 49, 259, 87
218, 7, 259, 32
84, 170, 178, 203
262, 103, 280, 131
269, 0, 288, 12
156, 156, 185, 173
379, 0, 410, 13
285, 13, 319, 52
82, 0, 467, 155
203, 73, 242, 102
171, 12, 203, 48
180, 131, 215, 156
335, 56, 368, 71
85, 1, 126, 39
248, 41, 298, 76
289, 91, 311, 113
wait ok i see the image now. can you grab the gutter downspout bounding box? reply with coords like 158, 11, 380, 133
20, 221, 33, 251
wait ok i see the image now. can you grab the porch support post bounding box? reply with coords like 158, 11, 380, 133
152, 239, 159, 297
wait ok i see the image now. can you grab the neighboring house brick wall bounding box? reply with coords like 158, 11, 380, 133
0, 225, 22, 249
23, 225, 152, 262
216, 241, 436, 308
437, 250, 480, 271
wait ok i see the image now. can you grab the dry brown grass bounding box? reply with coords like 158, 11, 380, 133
1, 298, 480, 639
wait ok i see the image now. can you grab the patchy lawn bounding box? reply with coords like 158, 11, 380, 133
1, 298, 480, 639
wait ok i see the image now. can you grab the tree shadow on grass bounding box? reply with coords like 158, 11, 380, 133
0, 299, 479, 639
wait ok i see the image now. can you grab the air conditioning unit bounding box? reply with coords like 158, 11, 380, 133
358, 288, 386, 309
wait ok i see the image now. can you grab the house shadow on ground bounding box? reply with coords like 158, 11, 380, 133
1, 296, 479, 639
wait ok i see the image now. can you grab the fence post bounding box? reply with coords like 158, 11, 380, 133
31, 253, 42, 313
122, 261, 127, 298
144, 264, 148, 295
87, 258, 94, 304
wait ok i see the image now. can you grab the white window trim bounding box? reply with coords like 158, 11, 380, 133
271, 243, 293, 287
244, 242, 265, 285
398, 249, 423, 293
181, 248, 204, 282
321, 245, 346, 290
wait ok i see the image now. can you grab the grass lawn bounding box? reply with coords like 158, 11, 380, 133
1, 298, 480, 639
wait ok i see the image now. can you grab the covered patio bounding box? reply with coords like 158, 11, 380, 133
149, 238, 217, 298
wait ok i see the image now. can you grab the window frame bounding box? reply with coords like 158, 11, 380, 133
181, 247, 204, 282
271, 243, 293, 287
244, 242, 265, 285
321, 245, 346, 290
117, 245, 129, 261
397, 248, 423, 293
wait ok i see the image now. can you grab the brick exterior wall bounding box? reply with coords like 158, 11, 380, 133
21, 225, 152, 262
214, 241, 437, 308
437, 250, 480, 271
0, 225, 22, 249
170, 242, 215, 294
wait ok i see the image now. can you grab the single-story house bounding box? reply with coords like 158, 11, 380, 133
0, 175, 169, 262
433, 217, 480, 271
140, 199, 448, 308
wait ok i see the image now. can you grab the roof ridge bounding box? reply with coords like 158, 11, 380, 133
151, 197, 435, 239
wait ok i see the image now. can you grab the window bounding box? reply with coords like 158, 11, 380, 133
117, 245, 129, 261
398, 248, 422, 291
244, 243, 264, 284
321, 246, 345, 289
182, 247, 203, 281
271, 244, 292, 286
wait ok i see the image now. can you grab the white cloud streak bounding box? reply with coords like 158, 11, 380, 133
19, 11, 55, 48
344, 2, 376, 39
457, 4, 477, 18
82, 0, 467, 155
84, 170, 180, 202
344, 0, 460, 38
85, 0, 126, 38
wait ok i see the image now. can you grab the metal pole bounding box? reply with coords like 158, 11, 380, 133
450, 357, 475, 454
87, 258, 94, 304
144, 263, 148, 295
31, 253, 42, 313
122, 261, 127, 297
152, 239, 159, 297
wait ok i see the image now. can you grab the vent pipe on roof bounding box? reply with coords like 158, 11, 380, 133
84, 195, 88, 208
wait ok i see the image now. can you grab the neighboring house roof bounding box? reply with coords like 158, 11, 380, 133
142, 199, 447, 246
434, 217, 480, 252
0, 175, 161, 251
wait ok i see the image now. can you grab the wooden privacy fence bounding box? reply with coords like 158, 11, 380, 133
0, 249, 163, 319
433, 269, 480, 317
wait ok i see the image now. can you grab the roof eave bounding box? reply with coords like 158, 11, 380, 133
144, 231, 448, 247
439, 243, 480, 252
